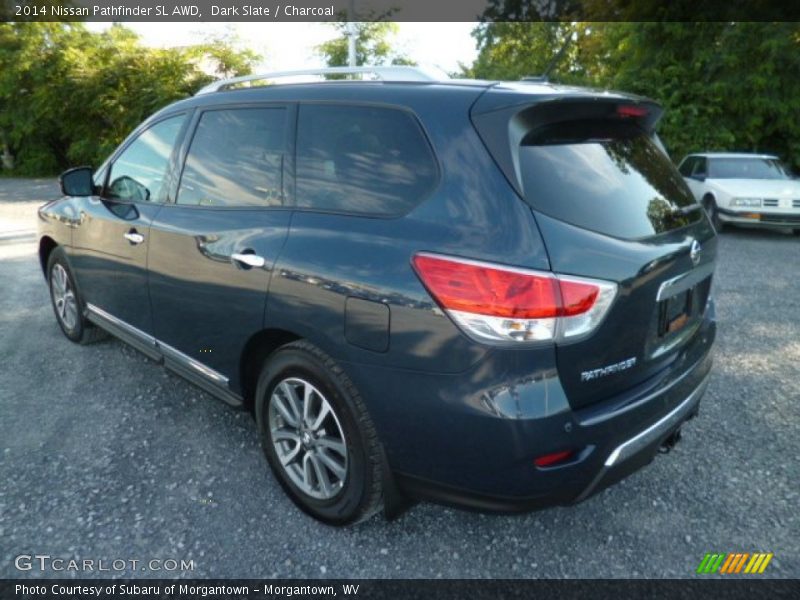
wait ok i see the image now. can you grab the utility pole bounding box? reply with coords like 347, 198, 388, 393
347, 0, 357, 67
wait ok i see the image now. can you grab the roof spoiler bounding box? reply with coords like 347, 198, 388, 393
471, 95, 664, 198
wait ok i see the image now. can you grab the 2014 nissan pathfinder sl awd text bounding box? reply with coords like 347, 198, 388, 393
37, 66, 716, 525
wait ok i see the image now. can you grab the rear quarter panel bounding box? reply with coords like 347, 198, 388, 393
266, 87, 551, 374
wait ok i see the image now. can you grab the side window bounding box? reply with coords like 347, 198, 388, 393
177, 107, 287, 207
107, 115, 185, 203
678, 157, 695, 177
295, 104, 438, 216
693, 157, 707, 176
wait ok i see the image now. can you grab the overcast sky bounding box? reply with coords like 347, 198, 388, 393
85, 22, 479, 74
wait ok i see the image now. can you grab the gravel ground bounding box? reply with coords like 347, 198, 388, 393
0, 178, 797, 579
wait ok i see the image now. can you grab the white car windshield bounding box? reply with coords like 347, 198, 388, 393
709, 157, 791, 180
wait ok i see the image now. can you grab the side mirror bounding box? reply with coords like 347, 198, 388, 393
691, 173, 706, 182
59, 167, 95, 197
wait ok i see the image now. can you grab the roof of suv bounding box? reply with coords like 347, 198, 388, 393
154, 78, 652, 123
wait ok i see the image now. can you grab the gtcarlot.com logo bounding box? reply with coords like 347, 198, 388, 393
14, 554, 195, 573
696, 552, 773, 574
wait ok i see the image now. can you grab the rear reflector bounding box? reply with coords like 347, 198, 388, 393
412, 253, 617, 344
534, 449, 575, 468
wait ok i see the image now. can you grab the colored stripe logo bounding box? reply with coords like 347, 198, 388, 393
696, 552, 773, 574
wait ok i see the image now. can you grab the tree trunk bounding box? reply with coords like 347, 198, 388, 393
0, 130, 14, 170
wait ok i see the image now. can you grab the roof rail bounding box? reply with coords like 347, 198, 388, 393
195, 65, 447, 95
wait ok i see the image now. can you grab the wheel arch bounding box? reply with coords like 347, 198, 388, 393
38, 236, 58, 277
238, 328, 302, 412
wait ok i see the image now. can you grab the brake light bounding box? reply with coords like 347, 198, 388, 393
617, 104, 649, 118
411, 254, 560, 319
412, 253, 617, 344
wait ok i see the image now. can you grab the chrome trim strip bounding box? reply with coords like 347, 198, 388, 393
86, 303, 156, 345
656, 262, 715, 302
86, 304, 241, 407
88, 303, 229, 386
158, 340, 229, 385
604, 372, 710, 467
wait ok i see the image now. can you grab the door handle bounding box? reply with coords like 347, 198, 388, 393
231, 252, 266, 268
123, 231, 145, 245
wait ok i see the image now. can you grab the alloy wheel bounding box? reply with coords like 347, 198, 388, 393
51, 263, 78, 332
268, 377, 348, 500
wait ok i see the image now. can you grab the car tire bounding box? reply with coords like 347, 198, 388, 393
47, 247, 108, 345
703, 195, 725, 233
255, 340, 383, 525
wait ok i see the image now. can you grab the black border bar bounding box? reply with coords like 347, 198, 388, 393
3, 0, 800, 22
3, 579, 800, 600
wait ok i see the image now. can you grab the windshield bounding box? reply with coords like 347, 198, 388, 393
518, 121, 701, 240
709, 157, 790, 180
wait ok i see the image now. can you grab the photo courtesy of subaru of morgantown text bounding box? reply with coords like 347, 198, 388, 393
39, 65, 717, 525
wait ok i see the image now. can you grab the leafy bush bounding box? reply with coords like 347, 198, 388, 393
468, 22, 800, 171
0, 23, 258, 176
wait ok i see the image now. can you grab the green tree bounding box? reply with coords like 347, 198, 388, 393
0, 23, 259, 175
589, 22, 800, 169
466, 22, 586, 83
464, 21, 800, 170
316, 22, 415, 68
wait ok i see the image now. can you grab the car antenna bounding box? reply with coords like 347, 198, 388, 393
521, 30, 574, 84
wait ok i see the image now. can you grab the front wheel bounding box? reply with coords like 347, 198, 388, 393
255, 341, 383, 525
47, 247, 107, 344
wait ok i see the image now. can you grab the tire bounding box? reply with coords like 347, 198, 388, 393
47, 247, 107, 344
255, 340, 383, 525
703, 195, 725, 233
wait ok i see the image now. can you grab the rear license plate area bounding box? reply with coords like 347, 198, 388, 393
658, 289, 693, 336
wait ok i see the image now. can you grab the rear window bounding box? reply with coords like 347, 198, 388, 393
295, 104, 438, 216
519, 121, 701, 239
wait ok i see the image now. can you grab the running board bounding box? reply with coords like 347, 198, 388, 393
85, 303, 243, 408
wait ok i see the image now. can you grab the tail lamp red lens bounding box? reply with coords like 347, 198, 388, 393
412, 254, 600, 319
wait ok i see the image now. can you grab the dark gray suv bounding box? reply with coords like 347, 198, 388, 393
38, 66, 716, 525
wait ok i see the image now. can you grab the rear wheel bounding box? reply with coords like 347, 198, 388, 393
703, 195, 725, 232
255, 341, 383, 525
47, 247, 107, 344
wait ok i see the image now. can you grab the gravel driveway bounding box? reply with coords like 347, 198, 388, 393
1, 179, 797, 579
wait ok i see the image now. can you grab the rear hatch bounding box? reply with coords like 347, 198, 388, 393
472, 85, 717, 409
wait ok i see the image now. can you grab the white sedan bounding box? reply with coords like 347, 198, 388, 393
677, 152, 800, 234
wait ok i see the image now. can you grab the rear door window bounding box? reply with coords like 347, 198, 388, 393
295, 104, 438, 216
519, 121, 701, 239
177, 107, 288, 207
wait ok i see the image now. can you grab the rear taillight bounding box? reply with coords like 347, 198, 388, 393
412, 253, 617, 344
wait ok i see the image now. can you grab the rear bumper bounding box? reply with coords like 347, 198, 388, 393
346, 306, 716, 513
394, 359, 710, 513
